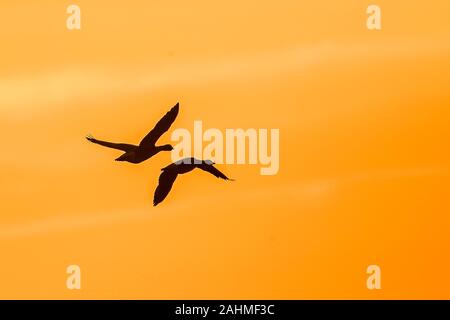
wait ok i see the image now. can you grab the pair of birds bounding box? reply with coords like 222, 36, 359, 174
86, 103, 233, 206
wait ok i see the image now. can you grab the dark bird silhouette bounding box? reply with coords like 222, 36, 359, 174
153, 157, 234, 206
86, 103, 179, 164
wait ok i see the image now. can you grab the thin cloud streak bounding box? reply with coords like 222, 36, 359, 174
1, 38, 449, 114
0, 166, 448, 239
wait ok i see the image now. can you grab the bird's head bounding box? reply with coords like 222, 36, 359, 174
159, 144, 174, 151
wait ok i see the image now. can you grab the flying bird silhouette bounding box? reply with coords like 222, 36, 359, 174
153, 157, 234, 206
86, 103, 179, 163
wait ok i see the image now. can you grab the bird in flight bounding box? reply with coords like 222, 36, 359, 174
153, 157, 234, 206
86, 103, 179, 164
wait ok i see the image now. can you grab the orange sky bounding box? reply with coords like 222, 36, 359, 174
0, 0, 449, 299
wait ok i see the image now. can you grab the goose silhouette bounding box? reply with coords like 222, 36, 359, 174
153, 157, 234, 206
86, 103, 179, 163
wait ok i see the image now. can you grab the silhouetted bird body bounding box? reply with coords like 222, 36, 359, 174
153, 157, 233, 206
86, 103, 179, 164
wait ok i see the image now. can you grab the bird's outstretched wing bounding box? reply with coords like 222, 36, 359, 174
86, 134, 137, 152
153, 170, 178, 206
198, 162, 234, 180
139, 103, 179, 148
